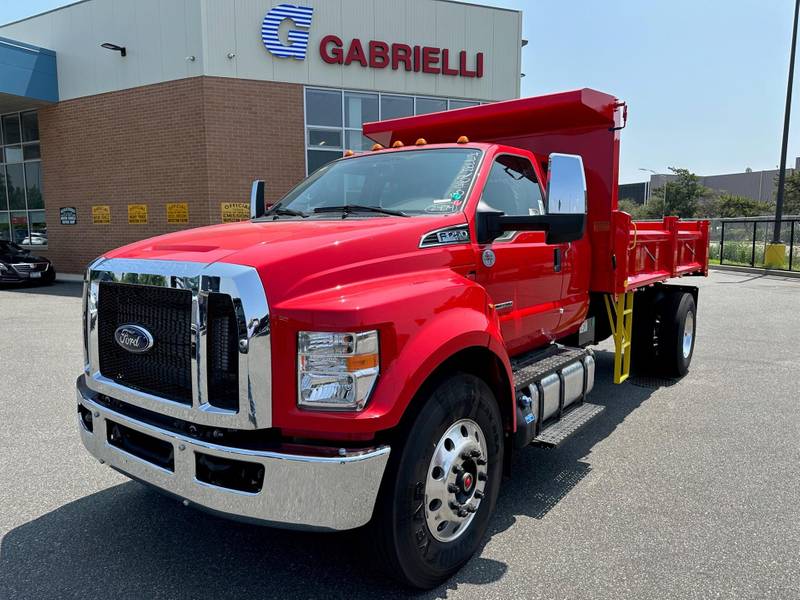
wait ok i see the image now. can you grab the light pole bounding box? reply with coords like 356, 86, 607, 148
639, 167, 667, 218
767, 0, 800, 267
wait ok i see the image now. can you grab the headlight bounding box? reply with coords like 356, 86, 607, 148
0, 263, 8, 272
297, 331, 379, 411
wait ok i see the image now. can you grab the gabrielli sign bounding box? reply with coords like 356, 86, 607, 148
262, 3, 484, 79
320, 37, 484, 78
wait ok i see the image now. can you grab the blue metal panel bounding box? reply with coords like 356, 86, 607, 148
0, 36, 58, 103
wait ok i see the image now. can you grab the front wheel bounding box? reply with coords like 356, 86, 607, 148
369, 373, 504, 589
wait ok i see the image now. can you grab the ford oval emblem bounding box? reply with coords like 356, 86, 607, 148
114, 324, 154, 354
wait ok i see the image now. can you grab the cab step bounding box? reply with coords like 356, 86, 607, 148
511, 344, 598, 450
532, 402, 605, 448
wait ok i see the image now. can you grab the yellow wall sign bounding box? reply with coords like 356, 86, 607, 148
92, 205, 111, 224
128, 204, 148, 224
166, 202, 189, 224
221, 202, 250, 223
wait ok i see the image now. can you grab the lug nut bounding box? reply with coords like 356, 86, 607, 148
465, 503, 477, 513
449, 501, 461, 510
447, 484, 459, 493
470, 449, 481, 458
178, 444, 186, 451
476, 458, 487, 466
474, 490, 485, 499
452, 465, 463, 474
478, 472, 487, 481
457, 508, 468, 518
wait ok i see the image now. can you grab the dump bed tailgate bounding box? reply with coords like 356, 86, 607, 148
608, 211, 710, 294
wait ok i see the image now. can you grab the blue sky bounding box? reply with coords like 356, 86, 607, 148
1, 0, 798, 183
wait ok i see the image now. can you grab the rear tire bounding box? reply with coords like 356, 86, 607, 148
660, 292, 696, 377
369, 373, 504, 589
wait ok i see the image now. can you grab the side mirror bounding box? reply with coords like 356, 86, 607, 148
250, 180, 266, 219
546, 153, 587, 214
475, 153, 587, 245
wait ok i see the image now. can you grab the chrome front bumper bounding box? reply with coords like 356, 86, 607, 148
77, 379, 390, 531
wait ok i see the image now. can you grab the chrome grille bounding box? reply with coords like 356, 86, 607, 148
83, 258, 271, 430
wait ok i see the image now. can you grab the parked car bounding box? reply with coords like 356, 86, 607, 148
0, 240, 56, 284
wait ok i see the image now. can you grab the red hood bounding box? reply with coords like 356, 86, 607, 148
105, 216, 472, 305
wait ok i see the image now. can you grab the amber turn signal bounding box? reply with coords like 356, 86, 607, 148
345, 353, 379, 371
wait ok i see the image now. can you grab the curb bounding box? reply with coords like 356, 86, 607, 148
710, 264, 800, 280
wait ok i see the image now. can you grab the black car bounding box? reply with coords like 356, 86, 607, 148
0, 240, 56, 284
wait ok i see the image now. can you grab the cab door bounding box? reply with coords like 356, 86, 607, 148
474, 154, 564, 355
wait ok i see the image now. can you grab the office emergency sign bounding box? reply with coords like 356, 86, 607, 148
262, 3, 484, 78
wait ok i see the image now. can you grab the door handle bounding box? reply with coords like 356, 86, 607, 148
554, 247, 562, 272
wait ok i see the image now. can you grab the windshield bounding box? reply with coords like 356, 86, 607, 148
269, 148, 482, 217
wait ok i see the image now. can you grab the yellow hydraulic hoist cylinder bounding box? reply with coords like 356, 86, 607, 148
604, 292, 634, 384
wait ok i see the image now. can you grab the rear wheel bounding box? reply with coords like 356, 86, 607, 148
632, 290, 696, 377
660, 292, 696, 377
369, 373, 504, 589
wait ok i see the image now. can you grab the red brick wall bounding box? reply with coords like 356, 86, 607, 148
38, 77, 306, 274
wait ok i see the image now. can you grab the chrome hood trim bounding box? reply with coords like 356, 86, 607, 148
83, 257, 271, 430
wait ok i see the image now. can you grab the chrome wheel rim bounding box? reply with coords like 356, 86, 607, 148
682, 310, 695, 359
424, 418, 488, 543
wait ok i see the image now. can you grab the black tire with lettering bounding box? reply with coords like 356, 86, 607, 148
369, 373, 504, 589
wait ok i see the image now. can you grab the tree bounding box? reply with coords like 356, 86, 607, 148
618, 197, 646, 219
646, 167, 708, 218
698, 193, 772, 218
779, 169, 800, 215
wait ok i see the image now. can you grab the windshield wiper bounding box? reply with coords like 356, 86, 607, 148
313, 204, 409, 217
266, 207, 307, 219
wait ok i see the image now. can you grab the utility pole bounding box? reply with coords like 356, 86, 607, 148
772, 0, 800, 248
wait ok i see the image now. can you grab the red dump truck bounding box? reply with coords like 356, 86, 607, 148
77, 89, 709, 588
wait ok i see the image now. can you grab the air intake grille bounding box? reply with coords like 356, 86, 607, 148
206, 292, 240, 410
98, 282, 193, 404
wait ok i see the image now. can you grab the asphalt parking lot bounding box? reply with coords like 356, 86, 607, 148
1, 270, 799, 599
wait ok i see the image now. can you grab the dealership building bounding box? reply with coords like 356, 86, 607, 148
0, 0, 522, 274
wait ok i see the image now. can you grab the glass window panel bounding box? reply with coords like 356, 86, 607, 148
307, 149, 340, 175
415, 98, 447, 115
21, 111, 39, 142
10, 211, 28, 244
344, 92, 378, 128
306, 89, 342, 127
28, 209, 47, 245
345, 130, 372, 151
5, 164, 25, 210
4, 146, 23, 163
482, 155, 545, 217
381, 95, 414, 120
449, 100, 479, 110
0, 211, 10, 241
23, 143, 41, 161
2, 114, 21, 145
25, 162, 43, 209
0, 147, 4, 164
308, 128, 342, 149
0, 166, 6, 211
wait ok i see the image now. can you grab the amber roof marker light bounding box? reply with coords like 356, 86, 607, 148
457, 136, 469, 144
344, 149, 355, 156
415, 138, 427, 146
371, 143, 384, 151
392, 140, 404, 148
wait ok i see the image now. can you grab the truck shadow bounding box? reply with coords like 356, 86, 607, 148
0, 351, 655, 600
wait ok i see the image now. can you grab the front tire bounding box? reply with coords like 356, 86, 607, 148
370, 373, 504, 589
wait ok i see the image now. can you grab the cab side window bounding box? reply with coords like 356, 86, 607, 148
481, 155, 545, 216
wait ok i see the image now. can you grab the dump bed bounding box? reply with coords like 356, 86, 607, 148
363, 88, 709, 294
